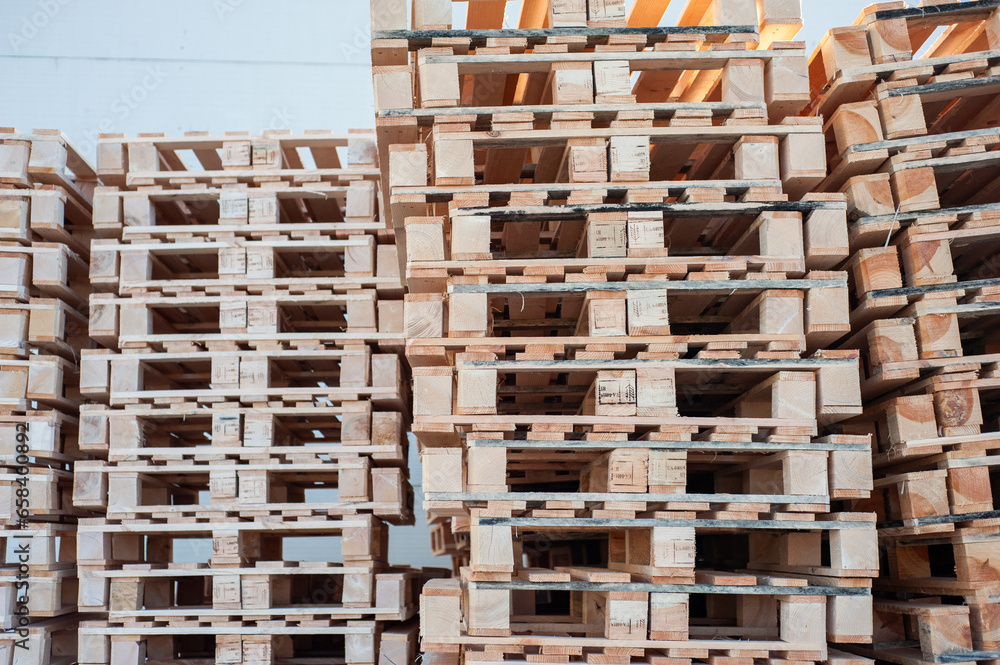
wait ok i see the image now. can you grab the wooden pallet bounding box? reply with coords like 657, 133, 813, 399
868, 461, 1000, 539
0, 184, 95, 254
412, 356, 860, 427
0, 411, 80, 465
421, 651, 873, 665
421, 433, 872, 518
75, 570, 434, 664
851, 315, 999, 402
875, 529, 1000, 598
0, 566, 76, 621
449, 567, 872, 643
0, 242, 89, 307
0, 522, 77, 569
88, 236, 400, 297
0, 128, 98, 208
383, 120, 825, 201
77, 402, 407, 464
403, 47, 802, 104
92, 180, 383, 237
0, 615, 79, 665
456, 509, 877, 580
87, 290, 403, 351
0, 466, 83, 523
72, 458, 413, 525
0, 354, 80, 414
403, 274, 852, 350
82, 566, 422, 618
0, 298, 89, 359
808, 0, 1000, 118
79, 346, 407, 410
77, 515, 391, 566
422, 572, 837, 663
824, 110, 1000, 204
404, 195, 847, 267
97, 130, 378, 189
847, 597, 1000, 665
78, 619, 390, 665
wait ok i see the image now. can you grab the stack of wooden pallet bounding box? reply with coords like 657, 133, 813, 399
807, 2, 1000, 663
0, 128, 98, 665
810, 0, 1000, 665
73, 130, 425, 665
371, 1, 876, 664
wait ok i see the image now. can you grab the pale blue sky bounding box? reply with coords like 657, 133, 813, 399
0, 0, 890, 568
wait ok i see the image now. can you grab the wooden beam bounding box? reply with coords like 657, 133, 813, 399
517, 0, 550, 28
628, 0, 672, 27
465, 0, 509, 28
677, 0, 713, 26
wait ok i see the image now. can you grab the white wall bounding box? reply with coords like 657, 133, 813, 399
1, 0, 376, 160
